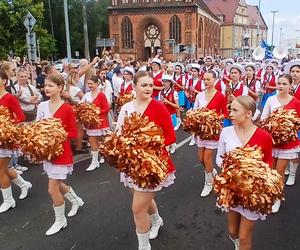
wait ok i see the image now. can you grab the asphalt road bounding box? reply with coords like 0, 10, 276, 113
0, 129, 299, 250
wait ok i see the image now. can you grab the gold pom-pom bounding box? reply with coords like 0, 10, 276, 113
19, 118, 67, 162
74, 103, 101, 129
214, 146, 284, 214
0, 106, 19, 149
259, 108, 300, 146
99, 112, 168, 189
116, 94, 134, 112
182, 108, 222, 140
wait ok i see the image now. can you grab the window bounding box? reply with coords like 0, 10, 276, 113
121, 17, 133, 49
169, 15, 181, 44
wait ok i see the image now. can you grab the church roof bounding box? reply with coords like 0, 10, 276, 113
246, 5, 268, 29
203, 0, 240, 24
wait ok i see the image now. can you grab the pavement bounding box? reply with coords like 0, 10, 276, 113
0, 128, 300, 250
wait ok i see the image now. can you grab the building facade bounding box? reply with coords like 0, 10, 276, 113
204, 0, 268, 58
108, 0, 221, 60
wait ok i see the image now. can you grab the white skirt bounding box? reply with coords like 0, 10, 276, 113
120, 172, 176, 192
43, 161, 73, 180
86, 127, 110, 137
196, 136, 218, 149
217, 204, 266, 221
272, 147, 300, 160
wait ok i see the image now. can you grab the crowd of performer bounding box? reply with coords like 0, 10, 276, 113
0, 52, 300, 250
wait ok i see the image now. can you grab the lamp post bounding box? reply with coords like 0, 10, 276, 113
271, 10, 278, 50
63, 0, 71, 62
279, 28, 283, 45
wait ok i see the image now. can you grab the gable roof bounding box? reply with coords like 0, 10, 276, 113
203, 0, 240, 24
246, 5, 268, 29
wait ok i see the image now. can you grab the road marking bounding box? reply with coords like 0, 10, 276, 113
176, 135, 192, 149
74, 135, 193, 164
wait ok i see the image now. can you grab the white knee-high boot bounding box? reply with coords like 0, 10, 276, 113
286, 162, 298, 186
201, 168, 217, 197
11, 174, 32, 199
136, 231, 151, 250
229, 235, 240, 250
64, 187, 84, 217
86, 151, 100, 171
0, 186, 16, 213
45, 203, 67, 236
149, 210, 163, 239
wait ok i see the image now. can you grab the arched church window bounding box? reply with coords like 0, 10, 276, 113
169, 15, 181, 44
121, 16, 133, 49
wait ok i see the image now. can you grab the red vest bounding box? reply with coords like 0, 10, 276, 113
120, 81, 133, 96
291, 83, 300, 101
173, 74, 184, 92
222, 69, 231, 84
214, 79, 223, 92
262, 74, 276, 93
187, 78, 203, 103
152, 71, 163, 97
161, 89, 177, 115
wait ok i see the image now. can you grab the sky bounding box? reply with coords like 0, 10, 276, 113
246, 0, 300, 46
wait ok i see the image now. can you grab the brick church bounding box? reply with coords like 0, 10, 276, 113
108, 0, 221, 60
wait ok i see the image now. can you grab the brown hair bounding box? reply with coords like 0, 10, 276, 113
0, 69, 8, 81
89, 75, 99, 84
290, 64, 300, 72
278, 74, 293, 84
133, 71, 152, 85
235, 96, 256, 117
206, 70, 217, 79
0, 61, 12, 72
46, 74, 65, 89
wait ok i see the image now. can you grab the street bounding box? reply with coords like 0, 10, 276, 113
0, 129, 299, 250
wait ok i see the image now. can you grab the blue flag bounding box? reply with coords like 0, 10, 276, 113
261, 40, 273, 59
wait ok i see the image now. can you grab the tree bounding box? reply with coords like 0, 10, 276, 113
43, 0, 109, 59
0, 0, 57, 60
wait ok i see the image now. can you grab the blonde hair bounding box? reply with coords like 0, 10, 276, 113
66, 71, 77, 91
235, 96, 256, 117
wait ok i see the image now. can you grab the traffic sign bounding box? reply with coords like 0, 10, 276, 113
23, 12, 36, 31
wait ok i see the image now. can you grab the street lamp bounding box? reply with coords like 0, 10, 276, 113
63, 0, 71, 62
271, 10, 278, 50
279, 28, 283, 44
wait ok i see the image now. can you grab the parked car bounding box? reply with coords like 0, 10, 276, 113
54, 58, 79, 72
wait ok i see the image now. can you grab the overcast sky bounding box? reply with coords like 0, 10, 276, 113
246, 0, 300, 45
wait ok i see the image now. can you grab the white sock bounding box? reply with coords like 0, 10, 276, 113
91, 151, 98, 162
150, 210, 160, 225
205, 171, 213, 184
289, 162, 298, 174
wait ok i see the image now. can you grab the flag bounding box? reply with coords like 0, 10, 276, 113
261, 40, 273, 59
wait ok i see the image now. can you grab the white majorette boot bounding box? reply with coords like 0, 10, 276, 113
99, 156, 105, 164
0, 186, 16, 213
45, 203, 67, 236
201, 168, 217, 197
271, 199, 281, 214
229, 235, 240, 250
136, 231, 151, 250
149, 210, 163, 239
64, 187, 84, 217
188, 136, 195, 146
86, 151, 100, 171
11, 174, 32, 199
286, 162, 298, 186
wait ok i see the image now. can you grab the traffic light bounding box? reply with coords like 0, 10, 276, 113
179, 44, 186, 52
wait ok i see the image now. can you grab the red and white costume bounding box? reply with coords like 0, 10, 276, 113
173, 74, 185, 92
261, 74, 276, 93
36, 101, 77, 179
214, 79, 226, 93
291, 83, 300, 100
117, 99, 176, 192
158, 88, 178, 115
81, 91, 110, 136
0, 93, 25, 157
186, 78, 204, 103
217, 126, 273, 220
222, 68, 231, 84
223, 81, 249, 99
119, 80, 134, 96
261, 96, 300, 159
242, 76, 261, 101
152, 70, 163, 98
194, 91, 228, 149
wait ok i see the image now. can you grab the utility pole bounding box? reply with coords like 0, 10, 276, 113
271, 10, 278, 50
82, 0, 90, 61
279, 28, 283, 45
64, 0, 72, 62
256, 0, 262, 46
48, 0, 54, 37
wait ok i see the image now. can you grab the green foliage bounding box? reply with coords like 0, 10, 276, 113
0, 0, 57, 60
